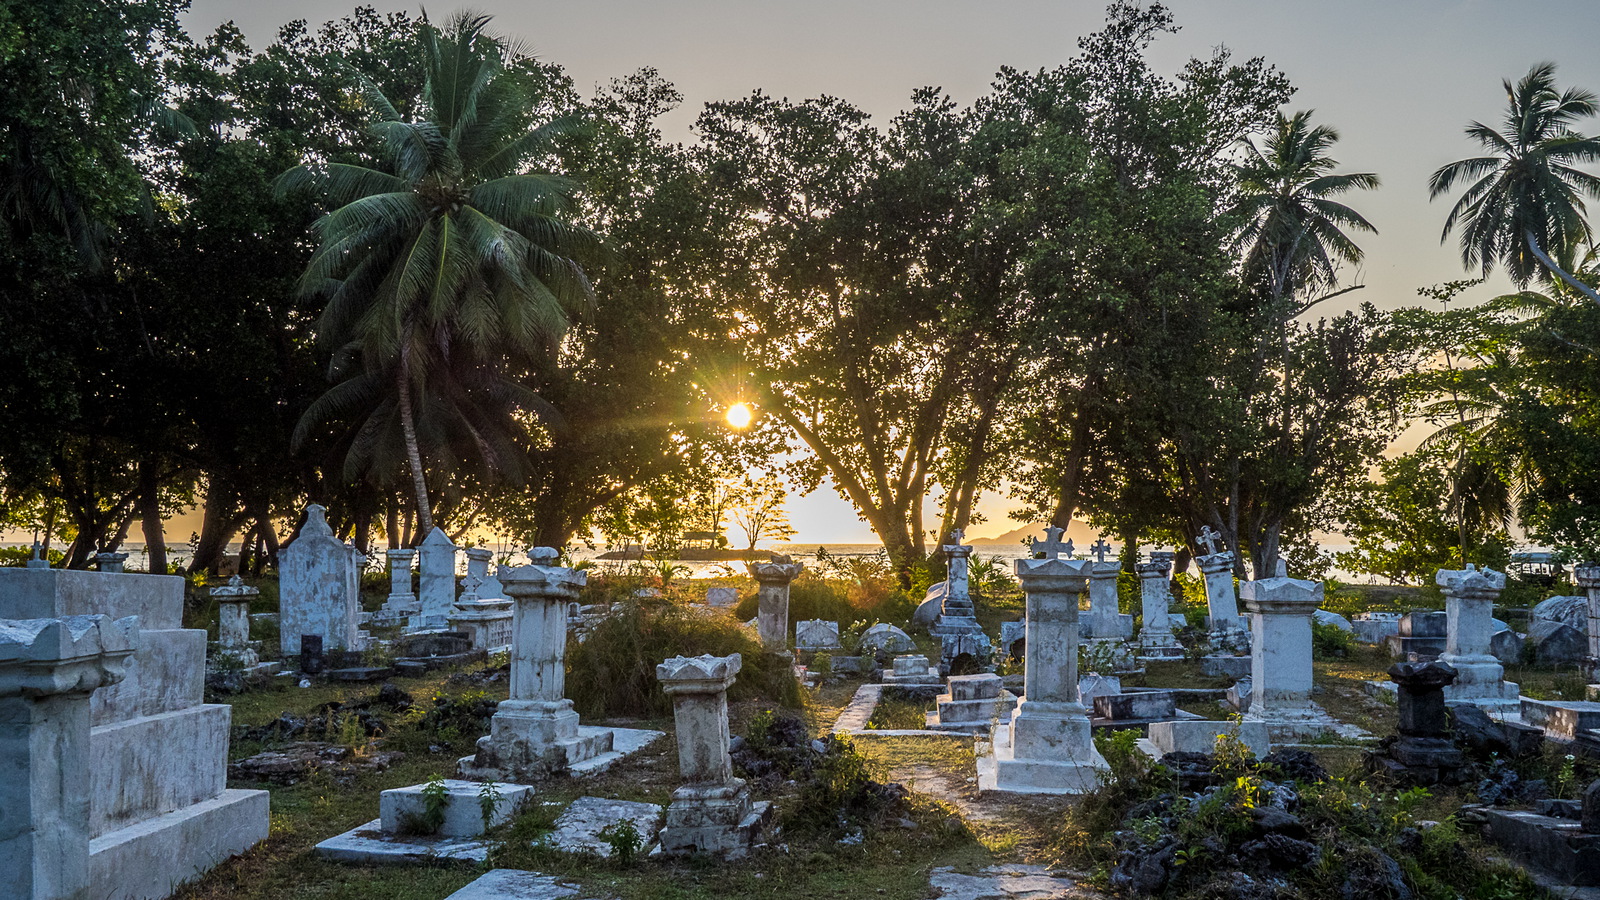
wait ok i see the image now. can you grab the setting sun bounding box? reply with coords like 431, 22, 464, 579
725, 402, 754, 429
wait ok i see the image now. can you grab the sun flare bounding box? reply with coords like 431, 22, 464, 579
725, 402, 754, 429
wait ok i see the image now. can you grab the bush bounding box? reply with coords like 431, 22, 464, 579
566, 599, 799, 718
733, 572, 914, 629
1311, 619, 1355, 659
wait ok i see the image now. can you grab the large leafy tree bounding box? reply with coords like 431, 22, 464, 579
1430, 63, 1600, 303
282, 12, 596, 535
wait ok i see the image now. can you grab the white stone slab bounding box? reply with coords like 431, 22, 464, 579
547, 796, 664, 856
444, 869, 590, 900
1148, 719, 1270, 758
314, 818, 491, 864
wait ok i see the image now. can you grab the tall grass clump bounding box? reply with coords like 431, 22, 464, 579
734, 568, 914, 628
567, 598, 799, 718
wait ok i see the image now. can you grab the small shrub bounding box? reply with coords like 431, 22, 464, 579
399, 774, 450, 835
567, 599, 799, 718
598, 818, 644, 865
478, 780, 502, 831
1311, 619, 1354, 659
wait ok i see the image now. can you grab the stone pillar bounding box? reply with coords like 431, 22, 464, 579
656, 654, 768, 855
1437, 565, 1518, 709
94, 551, 127, 573
1136, 554, 1181, 658
988, 537, 1107, 795
464, 547, 506, 600
460, 548, 613, 782
1197, 551, 1245, 649
747, 556, 804, 654
1576, 565, 1600, 684
1086, 560, 1124, 639
1241, 571, 1337, 741
381, 548, 418, 619
416, 527, 458, 629
1381, 661, 1463, 784
210, 575, 259, 667
0, 615, 139, 900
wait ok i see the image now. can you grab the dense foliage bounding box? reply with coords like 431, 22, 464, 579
4, 0, 1597, 578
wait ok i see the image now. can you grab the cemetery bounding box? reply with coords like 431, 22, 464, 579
11, 2, 1600, 900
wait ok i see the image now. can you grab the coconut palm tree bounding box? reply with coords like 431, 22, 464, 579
1430, 63, 1600, 303
279, 12, 595, 532
1222, 110, 1379, 577
1229, 110, 1380, 315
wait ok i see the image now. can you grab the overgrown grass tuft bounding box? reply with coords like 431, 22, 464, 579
567, 599, 800, 718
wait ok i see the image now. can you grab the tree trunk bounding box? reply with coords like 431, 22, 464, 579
138, 460, 166, 575
190, 482, 241, 575
395, 362, 434, 534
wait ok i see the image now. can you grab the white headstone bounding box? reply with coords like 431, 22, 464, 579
417, 527, 459, 629
280, 505, 361, 654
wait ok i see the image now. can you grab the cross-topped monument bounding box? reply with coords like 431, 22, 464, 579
1197, 526, 1224, 557
943, 528, 965, 549
1090, 538, 1112, 564
1031, 526, 1074, 560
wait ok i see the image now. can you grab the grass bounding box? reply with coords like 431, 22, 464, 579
865, 694, 931, 730
179, 648, 1013, 900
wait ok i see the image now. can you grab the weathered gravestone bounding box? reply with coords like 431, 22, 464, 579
795, 619, 841, 651
656, 654, 770, 856
983, 529, 1106, 794
279, 505, 361, 656
747, 556, 804, 654
416, 527, 459, 629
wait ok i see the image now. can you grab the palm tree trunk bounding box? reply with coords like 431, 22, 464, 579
395, 362, 434, 535
1526, 231, 1600, 306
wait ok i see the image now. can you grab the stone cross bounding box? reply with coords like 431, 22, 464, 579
945, 528, 965, 547
1031, 527, 1074, 560
1197, 526, 1222, 556
1090, 539, 1111, 564
26, 541, 47, 569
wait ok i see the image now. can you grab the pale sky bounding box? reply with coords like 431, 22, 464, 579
181, 0, 1600, 544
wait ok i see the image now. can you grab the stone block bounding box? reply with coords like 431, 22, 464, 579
935, 693, 1016, 726
0, 568, 184, 629
948, 673, 1002, 702
1149, 719, 1269, 758
705, 587, 738, 608
1313, 609, 1352, 632
1529, 620, 1587, 666
1094, 692, 1175, 721
547, 796, 664, 856
1353, 613, 1401, 644
1078, 674, 1121, 704
1546, 702, 1600, 742
1400, 611, 1447, 637
90, 704, 231, 836
1483, 809, 1600, 885
1489, 628, 1523, 665
91, 629, 205, 726
89, 788, 269, 900
893, 655, 930, 676
1227, 679, 1253, 712
379, 779, 531, 838
1201, 655, 1251, 679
